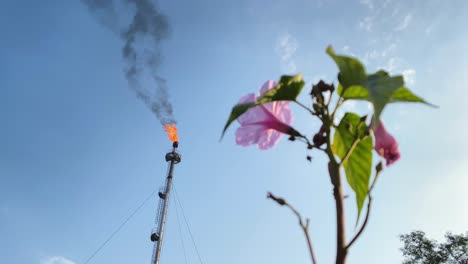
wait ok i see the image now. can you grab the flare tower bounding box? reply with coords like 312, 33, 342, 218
150, 141, 181, 264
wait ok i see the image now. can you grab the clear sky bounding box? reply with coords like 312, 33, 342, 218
1, 0, 468, 264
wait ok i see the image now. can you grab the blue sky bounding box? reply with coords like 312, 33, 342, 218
1, 0, 468, 263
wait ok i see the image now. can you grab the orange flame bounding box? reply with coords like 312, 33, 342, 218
165, 124, 179, 142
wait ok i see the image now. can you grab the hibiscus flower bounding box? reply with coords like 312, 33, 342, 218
235, 80, 295, 149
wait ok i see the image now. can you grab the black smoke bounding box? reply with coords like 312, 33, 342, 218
82, 0, 175, 125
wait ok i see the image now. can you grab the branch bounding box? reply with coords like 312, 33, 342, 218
267, 192, 318, 264
446, 248, 462, 264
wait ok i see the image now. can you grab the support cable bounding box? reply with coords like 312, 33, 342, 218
173, 188, 189, 264
173, 184, 205, 264
83, 179, 165, 264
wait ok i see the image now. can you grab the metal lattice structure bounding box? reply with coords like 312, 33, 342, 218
150, 142, 181, 264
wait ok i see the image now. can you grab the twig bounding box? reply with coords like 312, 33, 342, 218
369, 162, 383, 193
330, 97, 344, 122
296, 135, 312, 147
345, 195, 372, 250
326, 89, 334, 108
293, 135, 326, 154
302, 219, 317, 264
267, 192, 318, 264
295, 100, 317, 116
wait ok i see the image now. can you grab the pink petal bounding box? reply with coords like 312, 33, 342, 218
238, 93, 255, 104
258, 80, 292, 125
238, 104, 274, 126
234, 79, 294, 150
259, 81, 277, 113
373, 120, 400, 166
257, 129, 282, 150
259, 80, 277, 95
235, 124, 264, 146
272, 101, 293, 125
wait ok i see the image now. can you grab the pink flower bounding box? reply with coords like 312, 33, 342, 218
373, 120, 400, 166
235, 80, 295, 149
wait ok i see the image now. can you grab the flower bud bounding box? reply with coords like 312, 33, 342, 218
267, 192, 286, 206
316, 80, 334, 92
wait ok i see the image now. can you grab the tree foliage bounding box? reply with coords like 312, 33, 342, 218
400, 231, 468, 264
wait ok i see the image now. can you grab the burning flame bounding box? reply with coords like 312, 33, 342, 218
165, 124, 179, 142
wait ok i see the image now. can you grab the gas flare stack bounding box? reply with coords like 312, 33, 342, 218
150, 139, 181, 264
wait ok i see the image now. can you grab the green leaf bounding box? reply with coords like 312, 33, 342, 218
257, 74, 305, 104
328, 45, 434, 125
335, 71, 404, 125
335, 69, 434, 126
338, 83, 434, 106
390, 86, 434, 105
366, 70, 404, 125
221, 102, 256, 139
221, 74, 305, 138
337, 84, 368, 99
326, 46, 367, 89
332, 113, 373, 223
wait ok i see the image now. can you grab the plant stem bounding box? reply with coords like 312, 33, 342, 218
331, 162, 348, 264
324, 113, 348, 264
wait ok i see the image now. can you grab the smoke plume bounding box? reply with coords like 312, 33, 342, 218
82, 0, 175, 125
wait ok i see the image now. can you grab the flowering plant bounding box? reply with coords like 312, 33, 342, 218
222, 46, 434, 264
